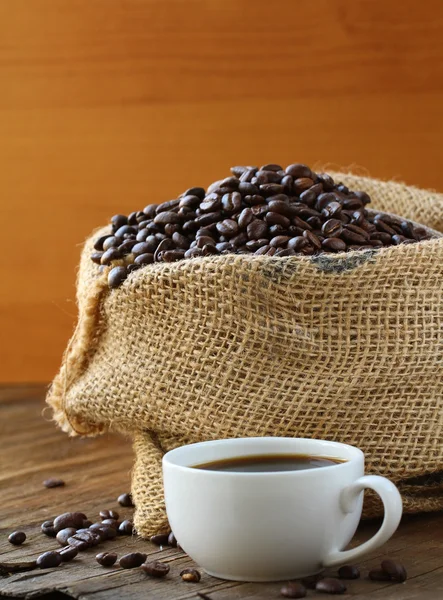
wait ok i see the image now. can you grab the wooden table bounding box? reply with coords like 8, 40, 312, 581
1, 385, 442, 599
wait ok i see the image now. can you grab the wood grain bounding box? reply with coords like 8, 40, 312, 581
1, 1, 443, 382
1, 385, 443, 599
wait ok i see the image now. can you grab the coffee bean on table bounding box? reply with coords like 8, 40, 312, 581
58, 546, 78, 562
118, 520, 133, 536
43, 478, 65, 488
41, 520, 56, 537
96, 552, 118, 567
180, 568, 201, 582
381, 559, 407, 582
53, 512, 86, 532
56, 527, 77, 546
315, 577, 347, 594
280, 582, 307, 598
338, 564, 360, 579
150, 533, 170, 546
141, 560, 170, 577
8, 531, 26, 545
36, 551, 62, 569
167, 532, 178, 547
119, 552, 147, 569
369, 568, 392, 581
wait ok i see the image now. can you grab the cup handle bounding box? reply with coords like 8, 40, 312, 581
323, 475, 403, 567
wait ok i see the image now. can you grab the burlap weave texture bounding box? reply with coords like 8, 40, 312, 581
47, 173, 443, 537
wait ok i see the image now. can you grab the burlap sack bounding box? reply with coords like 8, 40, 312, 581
47, 173, 443, 538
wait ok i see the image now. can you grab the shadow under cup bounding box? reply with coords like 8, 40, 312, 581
162, 437, 369, 582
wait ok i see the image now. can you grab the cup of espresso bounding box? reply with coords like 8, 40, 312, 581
162, 437, 402, 582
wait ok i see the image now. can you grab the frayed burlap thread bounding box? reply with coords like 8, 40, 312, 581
47, 173, 443, 537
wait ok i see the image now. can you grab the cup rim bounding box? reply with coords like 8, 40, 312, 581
162, 436, 364, 476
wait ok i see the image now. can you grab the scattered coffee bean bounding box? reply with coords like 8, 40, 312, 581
41, 520, 56, 537
53, 512, 86, 533
96, 552, 118, 567
58, 546, 78, 562
101, 518, 120, 529
150, 533, 170, 546
280, 582, 307, 598
100, 509, 119, 520
119, 552, 147, 569
315, 578, 347, 594
43, 478, 65, 488
141, 560, 170, 577
56, 527, 77, 546
369, 568, 392, 581
36, 551, 62, 569
0, 560, 37, 575
300, 574, 321, 589
167, 532, 178, 547
180, 568, 201, 582
8, 531, 26, 545
118, 520, 133, 536
338, 564, 360, 579
381, 559, 407, 582
117, 493, 134, 507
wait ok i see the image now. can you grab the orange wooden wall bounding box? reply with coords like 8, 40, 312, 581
1, 0, 443, 382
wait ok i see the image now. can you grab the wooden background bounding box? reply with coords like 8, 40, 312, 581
1, 0, 443, 383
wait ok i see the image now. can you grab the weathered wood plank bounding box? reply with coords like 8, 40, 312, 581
1, 385, 442, 599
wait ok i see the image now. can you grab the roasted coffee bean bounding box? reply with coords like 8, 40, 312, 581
56, 527, 77, 546
141, 560, 170, 577
270, 235, 291, 247
239, 182, 259, 195
221, 191, 242, 212
132, 253, 153, 266
285, 163, 312, 178
322, 219, 343, 237
118, 520, 134, 536
370, 231, 392, 244
58, 546, 78, 562
260, 183, 285, 196
114, 225, 137, 239
162, 249, 187, 262
315, 577, 347, 594
101, 518, 119, 529
167, 532, 178, 547
36, 551, 62, 569
322, 201, 342, 218
156, 199, 181, 213
8, 531, 26, 545
265, 212, 291, 228
102, 236, 119, 251
111, 214, 128, 230
100, 247, 122, 265
374, 218, 397, 236
96, 552, 117, 567
247, 219, 268, 239
180, 568, 201, 582
238, 208, 255, 228
216, 219, 239, 237
261, 163, 283, 172
108, 266, 128, 288
369, 568, 392, 581
392, 234, 406, 245
287, 236, 307, 251
200, 196, 222, 212
306, 216, 323, 230
53, 512, 86, 533
117, 492, 134, 507
280, 582, 307, 598
41, 520, 56, 537
322, 237, 347, 252
303, 230, 322, 250
275, 248, 295, 257
381, 559, 407, 582
154, 211, 182, 225
184, 187, 206, 199
119, 552, 147, 569
341, 229, 367, 245
338, 564, 360, 579
150, 533, 170, 546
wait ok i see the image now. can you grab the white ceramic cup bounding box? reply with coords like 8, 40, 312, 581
163, 437, 403, 582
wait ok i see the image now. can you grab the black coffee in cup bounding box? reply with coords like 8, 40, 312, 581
192, 453, 345, 473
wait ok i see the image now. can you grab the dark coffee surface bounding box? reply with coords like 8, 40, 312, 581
192, 453, 345, 473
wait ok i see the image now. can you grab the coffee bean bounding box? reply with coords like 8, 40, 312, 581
180, 568, 201, 582
238, 208, 255, 228
162, 249, 187, 262
392, 234, 406, 245
293, 177, 314, 193
8, 531, 26, 545
369, 568, 392, 581
96, 552, 118, 567
315, 577, 347, 594
303, 230, 322, 250
285, 163, 312, 178
322, 201, 342, 218
280, 582, 307, 598
247, 219, 268, 239
322, 219, 343, 237
111, 214, 128, 230
156, 199, 181, 213
254, 244, 271, 255
338, 564, 360, 579
41, 520, 56, 537
114, 225, 137, 239
265, 212, 291, 228
108, 266, 128, 288
36, 551, 62, 569
341, 229, 367, 245
101, 518, 119, 529
141, 560, 170, 577
117, 492, 134, 507
301, 575, 321, 589
260, 183, 285, 196
118, 520, 133, 536
53, 512, 86, 533
154, 211, 182, 225
167, 532, 178, 547
270, 235, 291, 247
322, 237, 347, 252
58, 546, 78, 562
216, 219, 239, 237
119, 552, 147, 569
381, 559, 407, 582
134, 253, 154, 266
56, 527, 77, 546
150, 533, 170, 546
100, 247, 122, 265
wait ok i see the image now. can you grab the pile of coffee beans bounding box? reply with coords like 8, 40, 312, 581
90, 164, 436, 288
